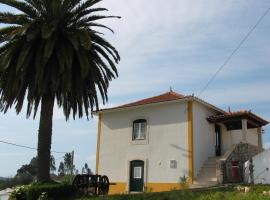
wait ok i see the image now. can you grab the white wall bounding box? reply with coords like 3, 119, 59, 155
193, 101, 217, 177
244, 149, 270, 184
98, 101, 189, 185
220, 124, 231, 154
230, 128, 258, 146
221, 127, 259, 155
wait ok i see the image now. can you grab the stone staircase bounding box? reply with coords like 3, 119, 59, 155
192, 157, 220, 188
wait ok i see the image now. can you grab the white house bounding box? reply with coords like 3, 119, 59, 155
95, 91, 268, 194
244, 149, 270, 184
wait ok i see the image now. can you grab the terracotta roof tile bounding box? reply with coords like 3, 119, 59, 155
100, 91, 187, 111
118, 91, 185, 108
207, 110, 269, 126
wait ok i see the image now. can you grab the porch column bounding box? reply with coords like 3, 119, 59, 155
257, 127, 263, 152
241, 119, 247, 143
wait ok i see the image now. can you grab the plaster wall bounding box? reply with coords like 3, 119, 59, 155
193, 101, 217, 177
98, 101, 189, 188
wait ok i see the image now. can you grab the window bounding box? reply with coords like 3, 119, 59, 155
170, 160, 177, 169
132, 119, 147, 140
133, 166, 142, 179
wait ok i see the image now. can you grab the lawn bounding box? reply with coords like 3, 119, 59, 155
75, 185, 270, 200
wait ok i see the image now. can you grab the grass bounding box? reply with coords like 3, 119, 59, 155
74, 185, 270, 200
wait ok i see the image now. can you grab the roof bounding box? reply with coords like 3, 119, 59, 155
97, 91, 225, 114
117, 91, 185, 108
207, 110, 269, 126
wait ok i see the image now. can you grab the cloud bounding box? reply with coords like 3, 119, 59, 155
200, 81, 270, 106
91, 0, 270, 105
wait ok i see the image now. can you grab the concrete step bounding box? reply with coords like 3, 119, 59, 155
197, 173, 217, 179
198, 167, 216, 175
194, 156, 219, 188
197, 170, 217, 177
200, 166, 216, 171
197, 175, 216, 181
204, 160, 217, 165
193, 180, 217, 185
191, 181, 217, 188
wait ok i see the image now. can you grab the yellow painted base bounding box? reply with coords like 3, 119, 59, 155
109, 182, 186, 195
109, 183, 126, 195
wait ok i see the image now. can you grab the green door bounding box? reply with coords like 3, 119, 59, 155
130, 160, 144, 192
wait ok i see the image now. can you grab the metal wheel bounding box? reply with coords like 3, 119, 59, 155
98, 175, 109, 195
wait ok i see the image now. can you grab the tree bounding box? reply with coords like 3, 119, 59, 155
64, 153, 73, 175
82, 163, 92, 174
16, 156, 56, 179
0, 0, 120, 182
50, 155, 56, 173
58, 162, 65, 176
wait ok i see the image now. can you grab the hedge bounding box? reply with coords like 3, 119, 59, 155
9, 182, 76, 200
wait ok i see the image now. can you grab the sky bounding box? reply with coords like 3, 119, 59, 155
0, 0, 270, 177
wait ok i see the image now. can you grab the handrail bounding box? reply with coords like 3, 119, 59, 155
219, 144, 237, 161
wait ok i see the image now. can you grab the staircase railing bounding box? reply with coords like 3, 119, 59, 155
216, 143, 259, 184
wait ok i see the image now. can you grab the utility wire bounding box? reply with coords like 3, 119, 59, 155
198, 7, 270, 97
0, 140, 69, 154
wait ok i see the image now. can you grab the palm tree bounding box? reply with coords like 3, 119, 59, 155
0, 0, 120, 182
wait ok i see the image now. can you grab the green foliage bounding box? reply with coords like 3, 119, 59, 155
0, 0, 120, 182
9, 156, 56, 185
81, 163, 92, 174
50, 156, 56, 173
64, 153, 73, 175
62, 174, 75, 185
9, 183, 76, 200
74, 185, 270, 200
9, 185, 29, 200
179, 175, 189, 189
248, 184, 270, 194
37, 192, 48, 200
58, 162, 65, 176
0, 0, 120, 120
0, 175, 32, 190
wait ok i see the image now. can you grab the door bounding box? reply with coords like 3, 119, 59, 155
215, 125, 222, 156
130, 160, 144, 192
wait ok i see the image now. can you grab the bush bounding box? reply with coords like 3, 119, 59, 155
9, 185, 29, 200
9, 183, 76, 200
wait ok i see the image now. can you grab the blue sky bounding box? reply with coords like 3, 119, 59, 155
0, 0, 270, 177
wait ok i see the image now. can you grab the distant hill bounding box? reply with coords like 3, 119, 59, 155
0, 177, 8, 181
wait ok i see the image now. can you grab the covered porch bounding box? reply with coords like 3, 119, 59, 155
207, 110, 268, 184
207, 110, 268, 154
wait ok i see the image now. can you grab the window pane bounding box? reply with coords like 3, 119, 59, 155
133, 123, 140, 140
134, 167, 142, 179
140, 122, 146, 139
133, 120, 147, 140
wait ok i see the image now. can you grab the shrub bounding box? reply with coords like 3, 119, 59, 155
9, 183, 76, 200
9, 185, 29, 200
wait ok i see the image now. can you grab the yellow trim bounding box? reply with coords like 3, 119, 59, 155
95, 113, 102, 174
108, 182, 189, 195
187, 101, 194, 184
109, 182, 126, 195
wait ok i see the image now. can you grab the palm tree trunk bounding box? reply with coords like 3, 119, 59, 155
37, 94, 54, 182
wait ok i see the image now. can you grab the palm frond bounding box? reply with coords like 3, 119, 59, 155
0, 0, 38, 18
0, 12, 30, 25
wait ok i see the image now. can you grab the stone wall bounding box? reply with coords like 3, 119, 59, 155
217, 143, 259, 184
